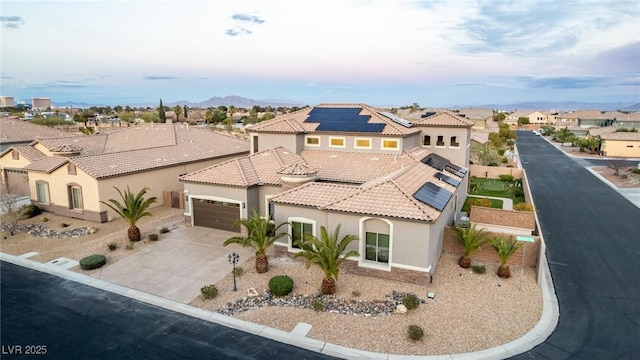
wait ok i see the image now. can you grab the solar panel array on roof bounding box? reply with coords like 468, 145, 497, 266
435, 172, 460, 186
445, 163, 467, 178
421, 153, 449, 171
379, 111, 412, 128
304, 107, 385, 133
421, 111, 436, 118
413, 182, 453, 211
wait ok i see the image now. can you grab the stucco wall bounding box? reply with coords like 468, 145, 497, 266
252, 133, 301, 154
301, 133, 406, 155
418, 127, 470, 166
601, 139, 640, 157
469, 165, 524, 179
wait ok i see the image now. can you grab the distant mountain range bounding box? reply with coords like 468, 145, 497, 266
50, 96, 639, 112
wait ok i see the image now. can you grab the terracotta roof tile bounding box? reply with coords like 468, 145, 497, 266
277, 162, 318, 176
588, 126, 640, 140
270, 182, 360, 208
412, 110, 474, 127
11, 145, 46, 161
24, 156, 68, 173
0, 118, 73, 144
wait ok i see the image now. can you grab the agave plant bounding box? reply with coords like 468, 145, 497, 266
451, 224, 488, 268
223, 209, 288, 273
490, 236, 522, 278
101, 187, 157, 242
293, 224, 359, 295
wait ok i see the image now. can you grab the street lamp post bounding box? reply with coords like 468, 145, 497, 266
228, 252, 239, 292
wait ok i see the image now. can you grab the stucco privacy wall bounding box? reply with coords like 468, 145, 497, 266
443, 226, 540, 268
469, 164, 524, 179
252, 133, 303, 154
601, 139, 640, 157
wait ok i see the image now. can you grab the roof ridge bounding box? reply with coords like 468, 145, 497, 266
235, 158, 250, 186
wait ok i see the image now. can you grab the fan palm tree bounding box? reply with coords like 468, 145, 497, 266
293, 224, 359, 295
223, 209, 288, 273
490, 236, 522, 278
101, 187, 157, 242
451, 224, 488, 268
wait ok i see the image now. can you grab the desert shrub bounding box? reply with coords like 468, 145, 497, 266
201, 284, 218, 299
268, 275, 294, 297
471, 197, 492, 208
232, 266, 244, 277
408, 325, 424, 341
159, 226, 170, 234
311, 298, 324, 312
402, 294, 420, 310
497, 149, 505, 156
80, 254, 107, 270
499, 174, 514, 182
620, 174, 628, 180
632, 169, 640, 174
472, 265, 486, 274
488, 162, 499, 167
21, 204, 41, 219
125, 242, 134, 250
513, 202, 534, 212
42, 217, 49, 222
107, 242, 118, 251
148, 233, 159, 241
351, 290, 361, 297
501, 157, 509, 164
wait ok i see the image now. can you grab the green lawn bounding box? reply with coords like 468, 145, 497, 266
469, 177, 525, 204
463, 197, 503, 211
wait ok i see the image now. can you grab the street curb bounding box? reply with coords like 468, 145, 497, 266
0, 251, 558, 360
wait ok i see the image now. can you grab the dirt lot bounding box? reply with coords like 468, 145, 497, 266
592, 166, 640, 188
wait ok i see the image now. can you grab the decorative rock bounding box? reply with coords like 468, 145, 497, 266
247, 288, 259, 297
1, 223, 90, 238
395, 304, 408, 314
88, 227, 98, 234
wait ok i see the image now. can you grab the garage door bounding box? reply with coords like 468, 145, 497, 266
192, 199, 240, 232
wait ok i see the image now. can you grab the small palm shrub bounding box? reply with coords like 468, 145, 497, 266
402, 294, 420, 310
201, 285, 218, 299
311, 298, 324, 312
269, 275, 294, 297
107, 242, 118, 251
408, 325, 424, 341
148, 233, 159, 241
159, 226, 170, 234
472, 265, 486, 274
80, 254, 107, 270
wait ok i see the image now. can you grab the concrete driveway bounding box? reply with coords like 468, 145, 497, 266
89, 224, 254, 303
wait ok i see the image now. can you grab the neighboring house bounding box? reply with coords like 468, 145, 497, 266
586, 126, 640, 158
0, 123, 249, 222
181, 104, 473, 283
456, 108, 494, 130
0, 117, 73, 151
505, 110, 536, 125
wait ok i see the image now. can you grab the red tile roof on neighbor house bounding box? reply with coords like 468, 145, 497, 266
0, 117, 73, 145
15, 124, 250, 179
246, 103, 421, 136
411, 110, 475, 127
587, 126, 640, 141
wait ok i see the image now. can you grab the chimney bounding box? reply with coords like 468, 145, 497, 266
277, 162, 318, 192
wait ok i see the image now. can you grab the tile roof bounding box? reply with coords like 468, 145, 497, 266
470, 206, 535, 230
0, 118, 73, 144
180, 147, 304, 187
277, 162, 318, 176
36, 135, 108, 155
24, 156, 69, 173
300, 149, 416, 183
588, 126, 640, 141
3, 145, 46, 161
269, 182, 360, 208
411, 110, 474, 127
247, 103, 421, 136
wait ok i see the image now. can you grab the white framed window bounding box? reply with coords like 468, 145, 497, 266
381, 138, 400, 150
422, 135, 431, 147
354, 138, 372, 149
305, 136, 321, 147
288, 217, 315, 251
329, 137, 345, 148
436, 136, 445, 147
365, 232, 390, 264
450, 136, 460, 148
36, 181, 50, 204
69, 185, 83, 210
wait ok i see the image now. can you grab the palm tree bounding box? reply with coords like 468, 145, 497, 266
100, 187, 157, 242
490, 236, 522, 278
223, 209, 288, 273
293, 225, 359, 295
451, 224, 488, 268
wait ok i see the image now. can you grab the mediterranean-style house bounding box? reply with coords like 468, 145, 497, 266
0, 122, 250, 222
586, 126, 640, 158
180, 104, 474, 283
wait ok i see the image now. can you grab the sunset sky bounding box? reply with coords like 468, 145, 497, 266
1, 0, 639, 107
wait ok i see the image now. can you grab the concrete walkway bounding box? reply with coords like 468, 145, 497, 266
89, 224, 254, 303
467, 195, 514, 210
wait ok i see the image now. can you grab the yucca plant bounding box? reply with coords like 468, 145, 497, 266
451, 224, 488, 268
101, 187, 157, 242
293, 224, 359, 295
490, 236, 522, 278
223, 209, 288, 273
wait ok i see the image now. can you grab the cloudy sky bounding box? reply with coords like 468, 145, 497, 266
1, 0, 639, 107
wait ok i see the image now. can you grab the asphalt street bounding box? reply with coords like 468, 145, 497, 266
0, 261, 338, 360
512, 131, 640, 360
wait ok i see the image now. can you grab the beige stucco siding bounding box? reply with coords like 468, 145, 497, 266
302, 134, 405, 155
0, 150, 33, 170
252, 133, 301, 154
601, 140, 640, 157
419, 127, 470, 166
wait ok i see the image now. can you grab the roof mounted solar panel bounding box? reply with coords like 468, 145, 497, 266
435, 172, 460, 186
421, 111, 436, 118
421, 153, 450, 171
379, 111, 412, 128
413, 182, 453, 211
445, 163, 467, 178
305, 107, 384, 133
